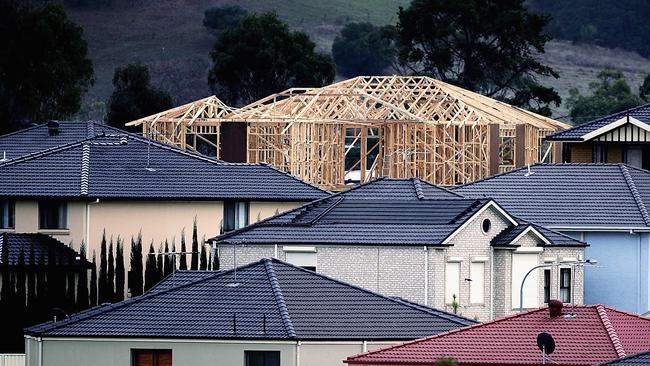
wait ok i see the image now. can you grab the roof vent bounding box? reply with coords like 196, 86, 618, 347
119, 136, 128, 145
47, 121, 60, 136
549, 299, 563, 318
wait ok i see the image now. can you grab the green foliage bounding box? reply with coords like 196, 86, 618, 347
106, 63, 172, 130
527, 0, 650, 57
435, 358, 459, 366
144, 242, 157, 292
396, 0, 560, 115
90, 250, 97, 306
208, 12, 335, 106
567, 70, 643, 125
179, 229, 188, 271
0, 1, 93, 133
639, 74, 650, 102
200, 242, 208, 271
203, 5, 248, 34
107, 239, 115, 301
98, 232, 108, 303
191, 218, 199, 270
451, 294, 459, 314
332, 22, 398, 77
115, 239, 124, 302
129, 234, 144, 297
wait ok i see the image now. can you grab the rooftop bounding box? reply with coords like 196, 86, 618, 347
25, 258, 475, 340
546, 103, 650, 141
453, 163, 650, 228
0, 122, 328, 201
0, 233, 90, 267
211, 178, 586, 247
598, 350, 650, 365
345, 304, 650, 366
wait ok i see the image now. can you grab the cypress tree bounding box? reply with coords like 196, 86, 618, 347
115, 239, 125, 302
144, 242, 157, 291
190, 217, 198, 270
170, 240, 177, 274
107, 238, 115, 302
163, 240, 171, 277
129, 234, 144, 297
98, 232, 107, 304
16, 249, 26, 307
36, 249, 47, 321
0, 232, 11, 302
90, 251, 97, 307
199, 243, 207, 270
179, 229, 187, 270
156, 243, 164, 281
76, 242, 89, 310
212, 243, 220, 271
27, 243, 37, 309
66, 253, 75, 312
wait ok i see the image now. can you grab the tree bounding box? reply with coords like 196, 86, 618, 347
129, 234, 144, 297
115, 239, 125, 302
90, 250, 97, 307
98, 232, 107, 304
179, 229, 187, 270
76, 242, 89, 309
106, 63, 172, 130
567, 70, 643, 125
0, 1, 93, 134
332, 22, 398, 78
435, 358, 459, 366
396, 0, 560, 115
65, 253, 76, 312
203, 5, 248, 34
27, 244, 37, 308
15, 250, 26, 307
199, 243, 207, 271
36, 249, 48, 313
144, 242, 157, 292
156, 243, 164, 281
191, 218, 199, 270
107, 239, 115, 302
208, 12, 335, 106
0, 233, 10, 302
639, 74, 650, 102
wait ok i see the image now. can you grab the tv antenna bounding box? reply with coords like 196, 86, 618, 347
536, 332, 557, 365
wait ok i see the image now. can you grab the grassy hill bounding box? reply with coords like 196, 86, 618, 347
66, 0, 650, 121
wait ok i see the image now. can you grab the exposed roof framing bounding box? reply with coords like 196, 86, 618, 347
126, 76, 568, 189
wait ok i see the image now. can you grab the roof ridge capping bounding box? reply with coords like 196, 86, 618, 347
596, 304, 626, 358
263, 258, 297, 338
619, 164, 650, 226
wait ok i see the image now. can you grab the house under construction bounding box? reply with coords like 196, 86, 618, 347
126, 76, 569, 190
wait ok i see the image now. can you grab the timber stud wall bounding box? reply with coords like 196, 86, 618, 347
127, 76, 568, 189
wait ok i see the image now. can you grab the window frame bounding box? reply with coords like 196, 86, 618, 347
223, 201, 250, 232
543, 269, 551, 304
244, 350, 280, 366
559, 267, 572, 303
445, 261, 461, 305
38, 200, 68, 230
131, 349, 172, 366
469, 261, 485, 305
0, 200, 15, 229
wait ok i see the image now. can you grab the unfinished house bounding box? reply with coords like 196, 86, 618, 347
126, 76, 568, 190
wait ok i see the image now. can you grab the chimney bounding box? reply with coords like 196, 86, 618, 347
47, 121, 60, 136
549, 299, 563, 318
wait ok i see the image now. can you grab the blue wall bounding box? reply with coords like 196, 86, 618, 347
562, 231, 650, 313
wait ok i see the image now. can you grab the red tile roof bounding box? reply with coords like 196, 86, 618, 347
345, 305, 650, 366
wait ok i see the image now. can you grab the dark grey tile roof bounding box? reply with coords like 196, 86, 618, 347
0, 233, 90, 267
211, 178, 584, 247
491, 223, 587, 247
454, 163, 650, 228
25, 258, 475, 340
0, 123, 328, 201
546, 103, 650, 141
598, 350, 650, 365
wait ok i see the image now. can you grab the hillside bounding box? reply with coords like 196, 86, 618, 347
66, 0, 650, 121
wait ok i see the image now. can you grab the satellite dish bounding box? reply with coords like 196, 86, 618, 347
537, 332, 556, 355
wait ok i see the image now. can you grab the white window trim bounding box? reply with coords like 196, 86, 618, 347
581, 116, 650, 141
282, 246, 317, 253
469, 261, 485, 305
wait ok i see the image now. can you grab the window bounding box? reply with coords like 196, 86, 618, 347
593, 144, 607, 163
132, 349, 172, 366
39, 201, 68, 230
469, 262, 485, 304
245, 351, 280, 366
543, 269, 551, 303
445, 262, 460, 304
285, 250, 317, 272
481, 218, 491, 234
512, 253, 538, 309
560, 268, 572, 303
0, 201, 14, 229
224, 201, 249, 232
499, 136, 515, 166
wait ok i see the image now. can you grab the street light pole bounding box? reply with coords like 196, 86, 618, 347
519, 259, 597, 312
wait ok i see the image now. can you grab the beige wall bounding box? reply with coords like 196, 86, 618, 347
25, 337, 400, 366
6, 199, 302, 266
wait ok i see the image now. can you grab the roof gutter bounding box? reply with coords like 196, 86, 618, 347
545, 226, 650, 232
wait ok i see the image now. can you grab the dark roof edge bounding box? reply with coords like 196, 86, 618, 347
260, 163, 331, 196
263, 259, 297, 338
620, 165, 650, 226
545, 103, 650, 140
597, 349, 650, 365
